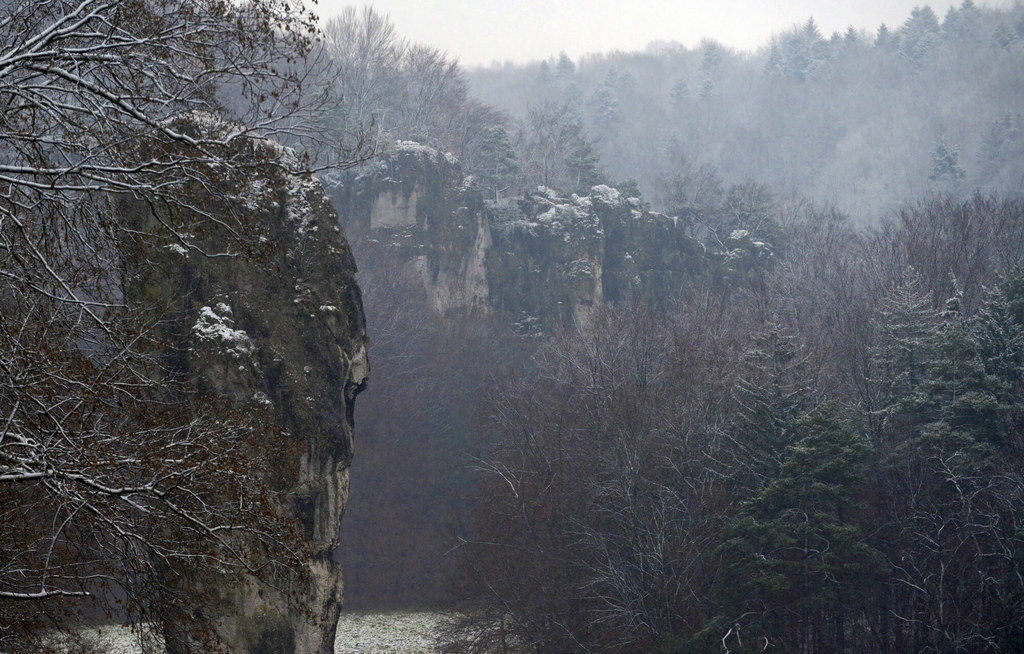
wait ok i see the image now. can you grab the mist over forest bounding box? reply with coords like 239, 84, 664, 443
331, 2, 1024, 652
469, 4, 1024, 220
3, 0, 1024, 652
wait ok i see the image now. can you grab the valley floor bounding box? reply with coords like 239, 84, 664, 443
46, 610, 447, 653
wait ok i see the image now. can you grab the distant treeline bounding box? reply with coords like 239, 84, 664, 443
463, 1, 1024, 220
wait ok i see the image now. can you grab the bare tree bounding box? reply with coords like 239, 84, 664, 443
520, 100, 590, 191
320, 6, 486, 163
321, 5, 405, 135
445, 302, 747, 653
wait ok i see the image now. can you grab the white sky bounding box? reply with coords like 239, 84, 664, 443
312, 1, 1013, 67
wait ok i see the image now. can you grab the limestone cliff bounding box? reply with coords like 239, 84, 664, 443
330, 141, 490, 313
329, 141, 707, 327
123, 115, 367, 653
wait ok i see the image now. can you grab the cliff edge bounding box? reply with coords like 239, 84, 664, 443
122, 114, 368, 653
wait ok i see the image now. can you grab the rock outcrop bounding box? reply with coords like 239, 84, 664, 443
329, 141, 708, 328
331, 141, 491, 313
123, 116, 367, 653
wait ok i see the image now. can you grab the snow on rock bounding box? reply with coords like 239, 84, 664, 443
288, 174, 322, 235
241, 176, 271, 211
252, 391, 273, 407
47, 612, 445, 654
192, 303, 254, 357
590, 184, 622, 205
536, 185, 561, 200
393, 140, 458, 166
161, 109, 246, 143
45, 624, 148, 653
394, 140, 436, 156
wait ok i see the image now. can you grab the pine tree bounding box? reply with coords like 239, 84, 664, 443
555, 51, 576, 82
978, 114, 1024, 191
928, 137, 967, 186
566, 140, 605, 193
588, 70, 621, 131
727, 323, 810, 494
711, 406, 885, 654
904, 287, 1009, 452
975, 268, 1024, 422
881, 287, 1018, 651
876, 23, 893, 48
476, 125, 520, 201
538, 60, 553, 87
670, 78, 690, 107
994, 22, 1020, 49
700, 41, 723, 98
900, 5, 943, 65
943, 0, 981, 40
869, 269, 940, 436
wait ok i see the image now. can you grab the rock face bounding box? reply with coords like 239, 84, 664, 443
124, 117, 367, 653
329, 142, 707, 328
331, 141, 491, 313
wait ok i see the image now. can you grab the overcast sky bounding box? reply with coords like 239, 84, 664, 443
313, 1, 1013, 67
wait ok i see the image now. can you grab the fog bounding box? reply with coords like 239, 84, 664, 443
315, 0, 1015, 66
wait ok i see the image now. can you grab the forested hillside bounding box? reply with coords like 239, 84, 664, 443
322, 3, 1024, 653
469, 1, 1024, 220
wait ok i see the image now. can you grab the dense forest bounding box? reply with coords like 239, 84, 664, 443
326, 2, 1024, 653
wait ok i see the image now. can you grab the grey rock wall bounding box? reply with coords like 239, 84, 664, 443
123, 118, 367, 653
329, 141, 707, 328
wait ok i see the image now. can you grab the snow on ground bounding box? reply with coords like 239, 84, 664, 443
334, 610, 444, 653
44, 624, 146, 653
47, 611, 445, 653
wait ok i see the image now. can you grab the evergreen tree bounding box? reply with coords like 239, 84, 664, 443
876, 23, 895, 48
587, 77, 620, 131
978, 114, 1024, 191
700, 41, 723, 98
710, 406, 885, 654
776, 17, 830, 82
882, 288, 1018, 651
904, 290, 1009, 452
589, 69, 621, 123
975, 267, 1024, 425
670, 78, 690, 107
845, 25, 859, 43
566, 139, 605, 193
476, 125, 520, 201
993, 21, 1020, 49
928, 137, 967, 186
900, 5, 943, 65
869, 269, 940, 435
538, 60, 553, 87
727, 323, 810, 494
555, 51, 576, 82
943, 0, 981, 40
